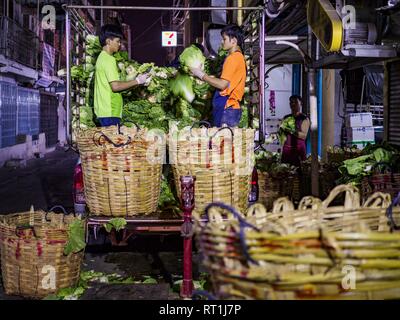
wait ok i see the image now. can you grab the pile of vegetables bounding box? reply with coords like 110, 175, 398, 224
255, 149, 298, 177
66, 39, 219, 131
61, 37, 250, 132
337, 143, 400, 186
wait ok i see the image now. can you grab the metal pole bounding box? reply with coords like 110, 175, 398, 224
180, 176, 195, 299
65, 9, 71, 144
308, 26, 319, 197
360, 75, 366, 112
65, 5, 263, 11
237, 0, 243, 25
37, 0, 40, 37
101, 0, 104, 25
258, 10, 266, 144
265, 35, 307, 42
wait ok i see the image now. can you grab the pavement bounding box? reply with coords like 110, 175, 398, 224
0, 147, 206, 300
0, 146, 78, 214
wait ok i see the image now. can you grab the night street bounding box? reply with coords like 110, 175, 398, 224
1, 0, 400, 305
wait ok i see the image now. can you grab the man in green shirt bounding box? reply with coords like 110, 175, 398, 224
94, 24, 150, 127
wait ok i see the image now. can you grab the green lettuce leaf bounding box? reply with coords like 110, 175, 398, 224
103, 218, 127, 232
64, 220, 86, 255
278, 116, 296, 145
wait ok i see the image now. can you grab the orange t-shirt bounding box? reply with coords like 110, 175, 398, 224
219, 51, 246, 109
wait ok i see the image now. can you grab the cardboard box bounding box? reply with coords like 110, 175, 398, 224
346, 126, 375, 142
346, 113, 373, 127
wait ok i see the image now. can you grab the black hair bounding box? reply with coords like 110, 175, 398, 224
221, 24, 244, 48
192, 43, 205, 54
99, 24, 124, 47
289, 95, 303, 104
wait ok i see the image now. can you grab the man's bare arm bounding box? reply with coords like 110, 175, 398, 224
202, 75, 229, 91
110, 80, 139, 92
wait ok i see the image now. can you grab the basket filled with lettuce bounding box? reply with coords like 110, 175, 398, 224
338, 144, 400, 200
255, 150, 300, 209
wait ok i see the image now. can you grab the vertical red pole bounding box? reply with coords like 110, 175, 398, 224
180, 176, 195, 298
181, 217, 193, 298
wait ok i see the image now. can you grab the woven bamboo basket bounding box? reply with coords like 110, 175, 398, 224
0, 208, 84, 298
344, 147, 363, 160
169, 125, 255, 215
77, 125, 165, 216
257, 170, 300, 210
319, 164, 340, 200
194, 185, 400, 300
361, 173, 400, 202
300, 161, 339, 201
326, 146, 362, 166
326, 146, 346, 165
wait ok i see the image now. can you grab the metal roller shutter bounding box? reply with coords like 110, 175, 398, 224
0, 81, 17, 148
40, 92, 59, 147
17, 87, 40, 137
388, 61, 400, 146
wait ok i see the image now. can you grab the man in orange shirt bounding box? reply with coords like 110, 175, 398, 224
190, 24, 246, 127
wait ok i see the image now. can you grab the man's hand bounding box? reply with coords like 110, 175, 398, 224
190, 67, 205, 80
136, 73, 152, 85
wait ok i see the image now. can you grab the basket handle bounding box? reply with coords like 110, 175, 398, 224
93, 131, 132, 148
272, 197, 295, 214
204, 202, 259, 265
298, 196, 323, 211
244, 203, 268, 219
322, 184, 360, 209
208, 127, 235, 164
118, 122, 142, 140
363, 192, 392, 209
120, 121, 140, 132
45, 205, 74, 223
204, 202, 255, 229
190, 121, 211, 136
209, 126, 234, 147
386, 192, 400, 231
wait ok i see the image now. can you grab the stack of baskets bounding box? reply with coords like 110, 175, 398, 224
0, 208, 85, 298
77, 125, 165, 216
195, 185, 400, 300
169, 125, 255, 215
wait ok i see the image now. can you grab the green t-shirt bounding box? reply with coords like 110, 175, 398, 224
94, 51, 123, 118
